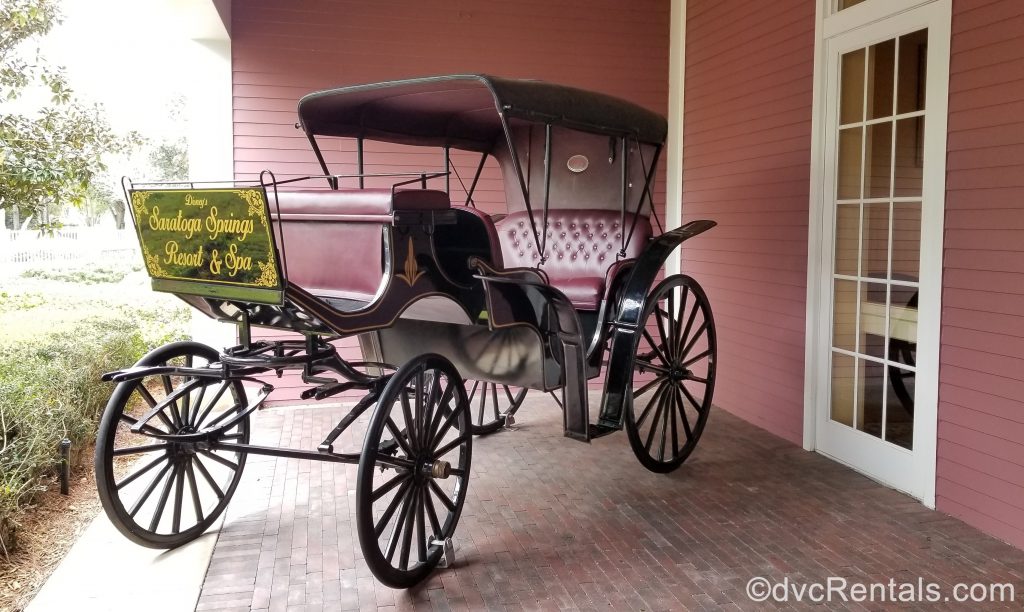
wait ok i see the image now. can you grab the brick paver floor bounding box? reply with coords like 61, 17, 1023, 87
195, 394, 1024, 611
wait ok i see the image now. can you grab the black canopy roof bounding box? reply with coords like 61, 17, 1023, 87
297, 74, 667, 152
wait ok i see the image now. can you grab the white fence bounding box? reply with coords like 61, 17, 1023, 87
0, 228, 139, 268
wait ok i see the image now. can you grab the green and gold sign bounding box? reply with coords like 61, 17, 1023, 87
129, 188, 284, 304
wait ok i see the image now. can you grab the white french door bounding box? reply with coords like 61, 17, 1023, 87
810, 0, 950, 503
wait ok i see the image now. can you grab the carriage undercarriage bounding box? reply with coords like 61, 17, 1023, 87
95, 74, 718, 588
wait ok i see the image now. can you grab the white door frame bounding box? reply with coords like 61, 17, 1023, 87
803, 0, 950, 508
666, 0, 687, 275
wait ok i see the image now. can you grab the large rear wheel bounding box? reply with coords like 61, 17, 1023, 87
625, 275, 717, 473
463, 380, 528, 435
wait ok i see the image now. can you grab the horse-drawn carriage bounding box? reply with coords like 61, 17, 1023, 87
95, 75, 717, 587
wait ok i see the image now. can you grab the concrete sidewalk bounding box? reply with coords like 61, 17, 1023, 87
25, 504, 221, 612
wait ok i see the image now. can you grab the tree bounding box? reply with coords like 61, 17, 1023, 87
0, 0, 138, 228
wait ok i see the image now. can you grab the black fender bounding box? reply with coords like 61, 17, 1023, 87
596, 219, 716, 429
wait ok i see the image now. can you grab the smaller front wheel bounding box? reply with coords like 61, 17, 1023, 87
625, 275, 717, 473
355, 354, 472, 588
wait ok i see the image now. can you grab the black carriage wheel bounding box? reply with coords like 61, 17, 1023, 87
356, 354, 472, 588
95, 341, 249, 548
625, 275, 717, 473
463, 380, 528, 435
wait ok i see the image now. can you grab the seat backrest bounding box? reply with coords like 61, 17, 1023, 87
270, 189, 449, 301
495, 209, 652, 281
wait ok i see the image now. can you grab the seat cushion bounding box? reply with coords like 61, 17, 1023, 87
274, 188, 449, 216
495, 209, 652, 310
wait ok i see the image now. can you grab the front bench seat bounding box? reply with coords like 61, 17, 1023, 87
495, 210, 652, 310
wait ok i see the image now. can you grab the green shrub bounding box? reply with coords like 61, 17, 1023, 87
0, 309, 186, 553
20, 262, 142, 285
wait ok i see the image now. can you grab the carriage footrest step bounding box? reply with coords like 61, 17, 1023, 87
587, 424, 620, 439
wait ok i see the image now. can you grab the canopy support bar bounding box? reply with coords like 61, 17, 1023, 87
498, 112, 544, 265
622, 142, 663, 255
305, 131, 337, 189
357, 138, 365, 189
465, 151, 488, 208
539, 123, 552, 264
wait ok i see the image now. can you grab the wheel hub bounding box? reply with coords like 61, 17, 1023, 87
421, 460, 451, 479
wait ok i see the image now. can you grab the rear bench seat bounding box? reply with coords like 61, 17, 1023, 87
494, 210, 652, 310
272, 188, 449, 304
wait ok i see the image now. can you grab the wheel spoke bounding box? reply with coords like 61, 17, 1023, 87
113, 443, 167, 457
384, 418, 415, 458
477, 381, 487, 426
466, 379, 480, 404
148, 462, 178, 531
190, 382, 230, 430
635, 381, 668, 429
432, 434, 468, 460
672, 285, 691, 356
426, 383, 456, 448
181, 355, 194, 426
415, 370, 427, 451
668, 389, 678, 460
399, 386, 418, 453
198, 449, 239, 471
193, 454, 225, 500
416, 484, 427, 564
642, 329, 670, 367
372, 471, 411, 503
172, 463, 186, 533
667, 290, 677, 361
424, 488, 442, 537
118, 414, 168, 438
674, 297, 700, 358
428, 480, 456, 513
634, 375, 666, 399
375, 479, 412, 538
643, 394, 666, 452
398, 487, 417, 570
385, 487, 414, 562
654, 307, 672, 363
117, 453, 167, 490
491, 383, 500, 421
136, 385, 175, 430
128, 462, 172, 518
679, 320, 709, 362
658, 390, 670, 461
676, 386, 694, 441
160, 374, 183, 428
680, 348, 712, 370
679, 382, 706, 416
185, 460, 204, 524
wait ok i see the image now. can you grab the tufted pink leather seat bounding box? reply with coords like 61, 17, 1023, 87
495, 210, 652, 310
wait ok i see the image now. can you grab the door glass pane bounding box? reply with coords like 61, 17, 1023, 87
888, 289, 917, 366
838, 127, 863, 199
864, 122, 892, 197
891, 202, 921, 281
833, 279, 858, 352
857, 358, 884, 438
831, 352, 856, 427
897, 29, 928, 114
886, 364, 915, 450
867, 39, 896, 120
835, 204, 860, 275
859, 281, 888, 360
861, 203, 889, 279
894, 117, 924, 196
840, 49, 866, 124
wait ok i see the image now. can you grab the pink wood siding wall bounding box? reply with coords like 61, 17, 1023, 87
937, 0, 1024, 550
680, 0, 816, 445
230, 0, 669, 403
